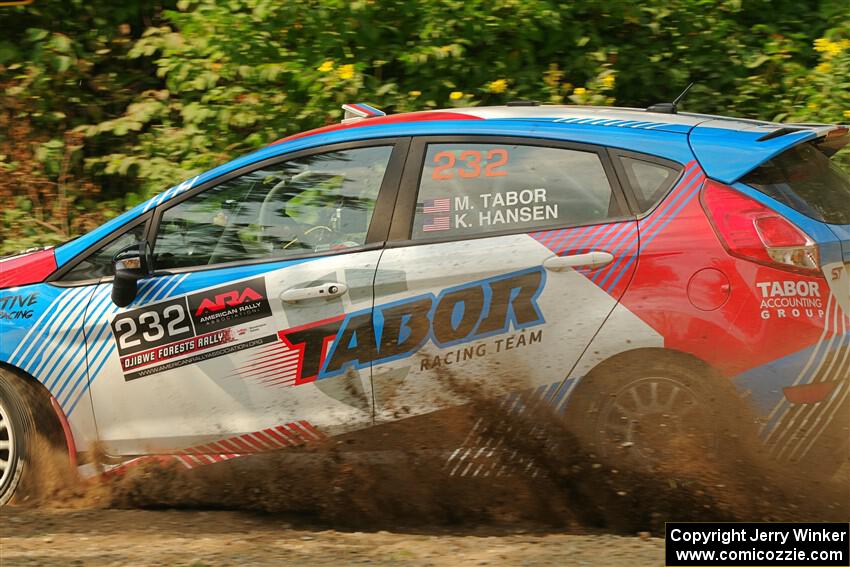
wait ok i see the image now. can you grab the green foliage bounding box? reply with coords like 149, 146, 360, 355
0, 0, 172, 253
1, 0, 849, 254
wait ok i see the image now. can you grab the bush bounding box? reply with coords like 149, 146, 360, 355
1, 0, 848, 253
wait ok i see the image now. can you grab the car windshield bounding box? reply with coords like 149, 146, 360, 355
742, 141, 850, 225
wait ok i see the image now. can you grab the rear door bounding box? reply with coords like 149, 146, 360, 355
370, 136, 639, 422
85, 139, 408, 455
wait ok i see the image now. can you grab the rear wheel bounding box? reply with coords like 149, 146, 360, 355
566, 357, 742, 472
597, 375, 704, 465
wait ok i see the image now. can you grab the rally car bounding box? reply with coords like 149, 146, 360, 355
1, 102, 849, 504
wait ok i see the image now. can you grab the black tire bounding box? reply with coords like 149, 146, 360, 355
0, 367, 62, 506
565, 356, 748, 472
0, 370, 30, 505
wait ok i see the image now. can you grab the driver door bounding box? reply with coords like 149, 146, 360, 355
85, 140, 408, 456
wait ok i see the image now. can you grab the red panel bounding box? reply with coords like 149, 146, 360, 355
783, 381, 837, 404
618, 176, 832, 377
269, 111, 483, 145
0, 248, 57, 289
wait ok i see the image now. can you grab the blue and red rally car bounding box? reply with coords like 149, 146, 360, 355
1, 102, 848, 503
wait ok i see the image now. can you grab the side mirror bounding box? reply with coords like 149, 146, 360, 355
111, 240, 152, 307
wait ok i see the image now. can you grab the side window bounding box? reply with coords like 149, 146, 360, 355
61, 222, 147, 282
412, 143, 622, 240
153, 146, 393, 270
620, 156, 681, 213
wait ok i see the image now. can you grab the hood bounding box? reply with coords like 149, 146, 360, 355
0, 248, 58, 289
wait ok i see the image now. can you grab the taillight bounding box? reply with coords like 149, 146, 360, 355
701, 180, 821, 275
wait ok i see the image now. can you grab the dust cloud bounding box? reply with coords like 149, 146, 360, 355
14, 362, 850, 535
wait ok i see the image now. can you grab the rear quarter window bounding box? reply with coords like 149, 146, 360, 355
619, 156, 682, 213
742, 142, 850, 225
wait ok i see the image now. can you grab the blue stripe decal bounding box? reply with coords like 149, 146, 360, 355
604, 174, 704, 292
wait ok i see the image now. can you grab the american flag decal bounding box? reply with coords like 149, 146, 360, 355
422, 197, 451, 213
423, 216, 451, 232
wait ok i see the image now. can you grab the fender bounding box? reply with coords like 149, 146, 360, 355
49, 394, 78, 467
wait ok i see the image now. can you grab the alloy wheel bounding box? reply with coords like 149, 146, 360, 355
597, 376, 703, 465
0, 400, 15, 494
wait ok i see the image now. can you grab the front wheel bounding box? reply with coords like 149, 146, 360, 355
0, 372, 29, 505
0, 368, 65, 506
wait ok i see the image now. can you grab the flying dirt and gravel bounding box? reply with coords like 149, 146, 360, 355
1, 362, 848, 567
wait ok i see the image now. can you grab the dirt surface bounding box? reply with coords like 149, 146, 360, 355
1, 372, 847, 566
1, 431, 846, 567
1, 508, 666, 567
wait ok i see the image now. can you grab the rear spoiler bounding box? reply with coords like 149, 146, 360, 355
688, 121, 849, 184
810, 125, 849, 157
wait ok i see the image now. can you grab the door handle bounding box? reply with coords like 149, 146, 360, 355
543, 251, 615, 272
280, 282, 348, 303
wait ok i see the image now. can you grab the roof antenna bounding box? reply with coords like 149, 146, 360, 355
647, 82, 695, 114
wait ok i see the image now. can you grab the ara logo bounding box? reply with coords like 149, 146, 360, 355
188, 277, 272, 332
194, 287, 264, 317
279, 267, 546, 384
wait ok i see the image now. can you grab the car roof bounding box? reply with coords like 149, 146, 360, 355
270, 104, 842, 184
52, 104, 845, 267
271, 104, 821, 144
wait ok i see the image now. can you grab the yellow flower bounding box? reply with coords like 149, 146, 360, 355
318, 60, 334, 73
816, 62, 832, 73
601, 75, 615, 89
843, 110, 850, 119
487, 79, 508, 94
807, 102, 818, 111
573, 87, 587, 96
449, 91, 463, 100
409, 90, 422, 97
338, 64, 355, 80
814, 38, 842, 57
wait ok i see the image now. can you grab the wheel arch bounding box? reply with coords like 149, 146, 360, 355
567, 346, 736, 408
566, 345, 751, 426
579, 347, 720, 383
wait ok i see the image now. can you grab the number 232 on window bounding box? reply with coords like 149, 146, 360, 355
431, 149, 508, 180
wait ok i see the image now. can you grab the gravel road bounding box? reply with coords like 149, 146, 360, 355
0, 396, 845, 566
1, 508, 664, 567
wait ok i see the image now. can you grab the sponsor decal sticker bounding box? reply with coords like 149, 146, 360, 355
0, 291, 39, 320
757, 280, 825, 320
188, 278, 272, 332
278, 267, 547, 384
111, 277, 275, 380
